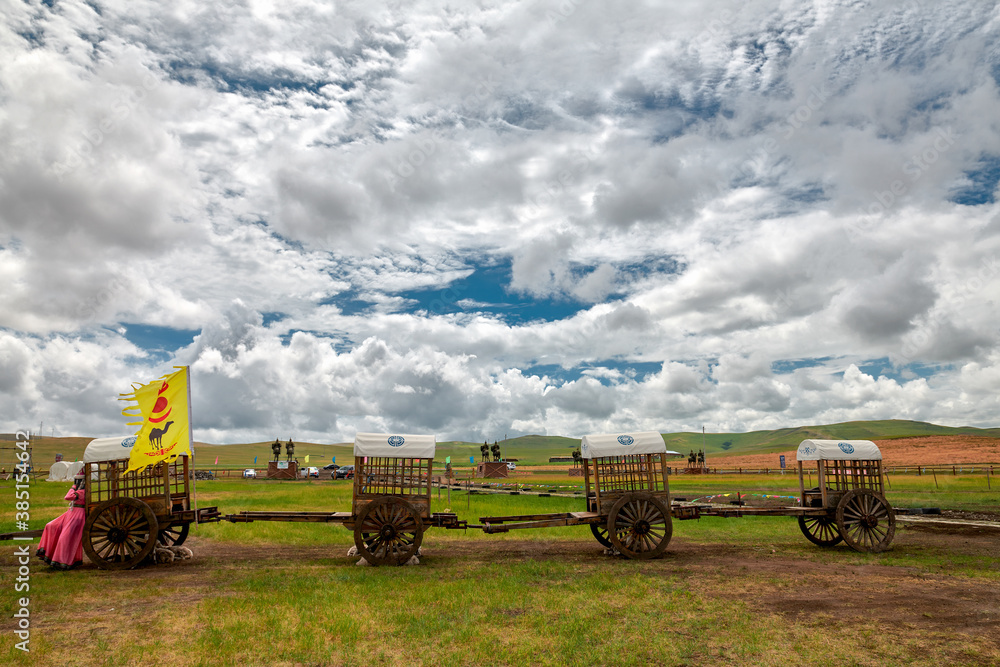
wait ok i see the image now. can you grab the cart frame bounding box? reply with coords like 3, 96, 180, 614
480, 432, 684, 559
695, 439, 897, 553
219, 433, 467, 566
78, 436, 218, 569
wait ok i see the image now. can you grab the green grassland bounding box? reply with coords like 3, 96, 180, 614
7, 419, 999, 471
1, 477, 998, 666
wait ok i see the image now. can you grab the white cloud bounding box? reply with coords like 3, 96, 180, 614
3, 1, 1000, 442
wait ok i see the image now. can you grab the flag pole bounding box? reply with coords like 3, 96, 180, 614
185, 365, 197, 514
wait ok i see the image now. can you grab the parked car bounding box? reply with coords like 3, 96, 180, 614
322, 463, 340, 471
307, 467, 319, 478
506, 461, 516, 471
243, 468, 257, 478
334, 465, 355, 479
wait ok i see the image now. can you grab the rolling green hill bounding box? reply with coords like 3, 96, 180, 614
5, 420, 997, 470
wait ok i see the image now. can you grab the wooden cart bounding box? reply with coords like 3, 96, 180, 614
79, 436, 219, 569
480, 432, 688, 559
792, 439, 896, 552
220, 433, 467, 566
695, 439, 897, 553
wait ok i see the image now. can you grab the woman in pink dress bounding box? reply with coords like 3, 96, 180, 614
36, 472, 86, 570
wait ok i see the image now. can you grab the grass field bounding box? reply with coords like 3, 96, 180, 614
2, 475, 998, 666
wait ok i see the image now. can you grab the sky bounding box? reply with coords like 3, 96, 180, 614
2, 0, 1000, 444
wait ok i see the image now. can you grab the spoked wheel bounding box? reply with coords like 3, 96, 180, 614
83, 498, 158, 570
354, 497, 423, 566
607, 492, 672, 560
157, 522, 190, 547
835, 489, 896, 553
590, 522, 613, 548
797, 514, 843, 547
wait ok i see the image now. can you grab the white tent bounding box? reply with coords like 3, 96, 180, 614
46, 461, 70, 481
580, 431, 666, 459
84, 436, 138, 463
46, 460, 85, 482
354, 433, 436, 459
65, 460, 84, 479
796, 439, 882, 461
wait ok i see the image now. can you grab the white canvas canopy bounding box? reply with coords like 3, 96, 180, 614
796, 439, 882, 461
84, 436, 138, 462
46, 461, 70, 481
354, 433, 436, 459
580, 431, 666, 459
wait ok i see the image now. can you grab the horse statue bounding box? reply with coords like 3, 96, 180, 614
480, 442, 490, 463
491, 442, 501, 462
272, 439, 282, 462
285, 438, 295, 462
572, 449, 582, 468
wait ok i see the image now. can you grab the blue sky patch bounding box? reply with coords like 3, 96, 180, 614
119, 324, 200, 355
521, 360, 663, 386
771, 357, 833, 374
951, 155, 1000, 206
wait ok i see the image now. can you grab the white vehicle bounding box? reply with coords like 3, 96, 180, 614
307, 467, 319, 478
506, 461, 516, 471
243, 468, 257, 478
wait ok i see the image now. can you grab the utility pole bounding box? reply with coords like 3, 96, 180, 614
702, 425, 707, 472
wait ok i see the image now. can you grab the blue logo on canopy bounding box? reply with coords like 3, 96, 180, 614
617, 435, 634, 446
387, 436, 405, 447
122, 436, 136, 448
800, 445, 816, 456
838, 442, 855, 454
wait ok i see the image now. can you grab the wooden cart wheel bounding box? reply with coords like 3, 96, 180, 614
157, 522, 190, 547
83, 498, 158, 570
797, 515, 843, 547
835, 489, 896, 553
354, 497, 423, 566
607, 492, 672, 560
590, 522, 613, 548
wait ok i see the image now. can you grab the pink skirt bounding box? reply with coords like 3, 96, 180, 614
36, 506, 85, 570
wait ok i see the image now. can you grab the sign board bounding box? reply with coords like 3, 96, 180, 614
779, 455, 786, 469
277, 461, 288, 469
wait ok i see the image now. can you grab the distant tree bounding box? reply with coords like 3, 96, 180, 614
720, 441, 733, 451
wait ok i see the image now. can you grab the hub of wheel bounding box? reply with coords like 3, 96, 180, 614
634, 519, 650, 536
108, 527, 126, 544
862, 515, 879, 529
379, 524, 397, 540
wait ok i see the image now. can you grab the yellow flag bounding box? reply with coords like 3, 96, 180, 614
120, 367, 192, 474
305, 454, 310, 464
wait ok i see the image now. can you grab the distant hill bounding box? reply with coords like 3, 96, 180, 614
6, 420, 998, 469
661, 420, 1000, 459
